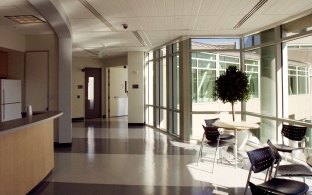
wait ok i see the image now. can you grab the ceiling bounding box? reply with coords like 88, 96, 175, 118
1, 0, 312, 59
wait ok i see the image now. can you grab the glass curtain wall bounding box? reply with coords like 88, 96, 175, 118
281, 15, 312, 154
145, 43, 180, 137
155, 47, 167, 130
285, 39, 312, 148
286, 39, 312, 121
168, 43, 180, 136
244, 49, 261, 141
145, 52, 154, 125
243, 29, 277, 143
190, 38, 241, 140
145, 14, 312, 147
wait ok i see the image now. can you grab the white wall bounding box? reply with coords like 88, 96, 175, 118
128, 52, 144, 124
72, 57, 104, 118
0, 28, 25, 52
103, 55, 127, 67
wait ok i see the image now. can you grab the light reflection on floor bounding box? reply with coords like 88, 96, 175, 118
30, 117, 312, 195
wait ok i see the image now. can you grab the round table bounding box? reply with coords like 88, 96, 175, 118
213, 121, 260, 168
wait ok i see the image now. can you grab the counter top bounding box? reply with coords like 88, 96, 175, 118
0, 111, 63, 135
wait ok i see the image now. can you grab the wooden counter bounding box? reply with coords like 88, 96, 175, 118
0, 111, 62, 195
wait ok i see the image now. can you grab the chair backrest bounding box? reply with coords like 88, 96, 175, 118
204, 118, 219, 127
282, 124, 306, 141
247, 147, 275, 173
267, 139, 282, 164
202, 125, 220, 141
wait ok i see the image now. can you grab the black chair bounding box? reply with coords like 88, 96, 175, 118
272, 124, 306, 163
244, 147, 309, 195
204, 118, 234, 140
267, 139, 312, 182
248, 181, 280, 195
197, 125, 234, 173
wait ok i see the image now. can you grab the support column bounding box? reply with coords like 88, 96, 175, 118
28, 0, 72, 143
128, 51, 144, 124
260, 45, 277, 143
180, 38, 191, 141
58, 37, 72, 143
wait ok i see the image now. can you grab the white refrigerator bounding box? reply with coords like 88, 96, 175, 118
0, 79, 22, 122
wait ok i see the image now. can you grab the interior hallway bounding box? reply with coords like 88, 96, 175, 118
28, 117, 304, 195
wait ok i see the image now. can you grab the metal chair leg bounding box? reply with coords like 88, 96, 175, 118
197, 133, 205, 166
212, 138, 221, 173
197, 142, 204, 166
212, 147, 218, 173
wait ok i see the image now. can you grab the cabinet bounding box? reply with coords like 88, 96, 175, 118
0, 51, 8, 78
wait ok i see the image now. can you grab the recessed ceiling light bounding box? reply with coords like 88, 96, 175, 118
5, 15, 46, 24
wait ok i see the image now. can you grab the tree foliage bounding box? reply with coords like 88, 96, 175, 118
213, 65, 250, 105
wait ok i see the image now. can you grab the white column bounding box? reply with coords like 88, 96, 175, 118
58, 37, 72, 143
128, 52, 144, 124
260, 45, 277, 143
28, 0, 72, 143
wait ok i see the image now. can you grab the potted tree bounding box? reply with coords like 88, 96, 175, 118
213, 65, 250, 150
213, 65, 250, 121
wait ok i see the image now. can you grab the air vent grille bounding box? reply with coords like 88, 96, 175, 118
5, 15, 46, 24
233, 0, 268, 29
79, 0, 116, 31
133, 31, 147, 47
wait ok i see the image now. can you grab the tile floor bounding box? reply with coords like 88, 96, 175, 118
28, 117, 312, 195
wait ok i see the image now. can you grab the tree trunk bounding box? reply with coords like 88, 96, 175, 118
231, 102, 235, 121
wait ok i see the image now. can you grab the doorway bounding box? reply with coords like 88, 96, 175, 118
85, 68, 102, 119
107, 66, 128, 117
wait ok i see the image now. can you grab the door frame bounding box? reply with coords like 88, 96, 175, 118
106, 66, 128, 118
84, 68, 102, 119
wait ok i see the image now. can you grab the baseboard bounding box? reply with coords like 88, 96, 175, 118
27, 170, 53, 194
72, 117, 84, 122
54, 142, 72, 147
128, 123, 145, 126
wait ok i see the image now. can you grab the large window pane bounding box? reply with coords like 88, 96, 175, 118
160, 58, 166, 107
245, 50, 260, 99
146, 106, 154, 126
173, 55, 179, 109
191, 51, 241, 140
148, 61, 153, 104
286, 38, 312, 121
191, 38, 240, 49
243, 28, 274, 48
191, 51, 240, 107
159, 108, 167, 130
282, 15, 312, 38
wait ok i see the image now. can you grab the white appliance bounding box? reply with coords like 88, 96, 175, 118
0, 79, 22, 122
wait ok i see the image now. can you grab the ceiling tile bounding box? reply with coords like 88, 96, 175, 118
2, 0, 309, 58
61, 0, 96, 19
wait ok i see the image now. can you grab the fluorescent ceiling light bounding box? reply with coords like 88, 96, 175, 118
5, 15, 46, 24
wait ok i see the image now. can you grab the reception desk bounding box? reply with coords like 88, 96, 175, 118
0, 111, 62, 195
